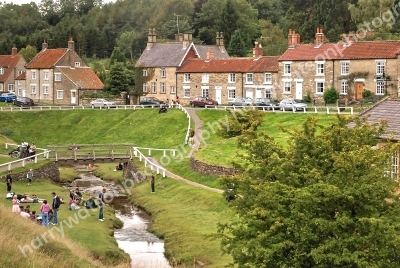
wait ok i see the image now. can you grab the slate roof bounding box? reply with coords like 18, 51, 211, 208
359, 99, 400, 140
177, 56, 279, 73
0, 54, 23, 82
278, 41, 400, 61
26, 49, 68, 69
135, 43, 228, 68
58, 67, 104, 90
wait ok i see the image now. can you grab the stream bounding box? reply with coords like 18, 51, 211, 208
68, 172, 171, 268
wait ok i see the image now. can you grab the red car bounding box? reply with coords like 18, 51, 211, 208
189, 96, 218, 107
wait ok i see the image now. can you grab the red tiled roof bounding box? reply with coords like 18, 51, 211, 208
15, 71, 26, 80
278, 41, 400, 61
177, 56, 279, 73
58, 67, 104, 90
26, 49, 68, 69
0, 54, 23, 82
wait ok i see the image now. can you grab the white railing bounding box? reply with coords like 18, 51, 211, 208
133, 147, 177, 157
2, 143, 51, 171
176, 104, 191, 144
0, 104, 179, 112
205, 105, 354, 114
133, 147, 166, 177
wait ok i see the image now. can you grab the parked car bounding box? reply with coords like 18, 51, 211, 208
90, 98, 117, 109
279, 99, 308, 111
189, 96, 218, 107
253, 98, 279, 110
140, 97, 164, 107
13, 97, 34, 108
0, 92, 16, 102
228, 98, 253, 106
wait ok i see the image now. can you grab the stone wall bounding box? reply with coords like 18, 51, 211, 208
3, 162, 60, 183
190, 157, 238, 176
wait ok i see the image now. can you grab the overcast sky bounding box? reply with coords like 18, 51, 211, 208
6, 0, 115, 5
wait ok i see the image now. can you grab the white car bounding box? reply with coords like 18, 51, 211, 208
90, 99, 117, 109
279, 99, 308, 111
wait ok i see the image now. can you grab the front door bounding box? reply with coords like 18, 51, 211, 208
255, 88, 262, 98
215, 87, 221, 104
246, 90, 253, 99
295, 81, 303, 99
22, 89, 26, 97
71, 90, 77, 105
355, 82, 363, 100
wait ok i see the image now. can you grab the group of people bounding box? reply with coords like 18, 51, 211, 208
21, 140, 36, 160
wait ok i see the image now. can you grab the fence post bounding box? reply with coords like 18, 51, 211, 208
8, 163, 11, 170
34, 156, 38, 164
148, 149, 151, 156
326, 107, 330, 114
5, 143, 8, 149
350, 107, 353, 115
162, 169, 166, 177
173, 150, 176, 157
22, 159, 25, 167
163, 150, 166, 157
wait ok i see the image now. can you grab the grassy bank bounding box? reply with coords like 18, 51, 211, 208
195, 110, 340, 167
130, 174, 233, 267
0, 178, 130, 266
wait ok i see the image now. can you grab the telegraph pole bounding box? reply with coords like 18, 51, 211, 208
174, 13, 181, 35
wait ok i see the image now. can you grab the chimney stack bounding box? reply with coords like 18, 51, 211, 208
206, 47, 214, 60
146, 28, 157, 50
42, 39, 48, 50
11, 45, 17, 56
252, 42, 263, 58
315, 27, 325, 45
216, 32, 225, 52
175, 33, 183, 42
182, 33, 192, 49
288, 29, 300, 47
68, 37, 74, 51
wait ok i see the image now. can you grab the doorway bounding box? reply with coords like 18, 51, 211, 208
215, 87, 221, 104
295, 81, 303, 99
355, 82, 363, 100
71, 90, 77, 104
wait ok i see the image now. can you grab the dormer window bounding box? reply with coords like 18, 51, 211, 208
376, 60, 385, 75
75, 62, 81, 67
0, 67, 4, 75
143, 69, 148, 76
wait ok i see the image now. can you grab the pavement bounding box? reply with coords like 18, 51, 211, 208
185, 108, 203, 158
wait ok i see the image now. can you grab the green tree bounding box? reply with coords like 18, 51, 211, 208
323, 86, 339, 104
161, 19, 192, 40
217, 108, 264, 137
116, 30, 136, 61
218, 116, 400, 267
258, 19, 287, 56
227, 29, 247, 57
107, 62, 129, 95
19, 45, 38, 63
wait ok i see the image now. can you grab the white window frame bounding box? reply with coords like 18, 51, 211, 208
55, 73, 61, 82
151, 82, 156, 93
160, 82, 166, 94
316, 61, 325, 76
183, 86, 190, 98
32, 71, 36, 80
265, 88, 271, 99
56, 90, 63, 99
143, 69, 148, 76
143, 83, 148, 92
31, 84, 36, 94
44, 71, 49, 81
264, 73, 272, 84
376, 60, 385, 75
202, 73, 209, 83
0, 84, 3, 92
376, 80, 385, 95
8, 84, 14, 92
283, 62, 292, 76
340, 80, 348, 95
389, 151, 399, 180
316, 81, 324, 94
341, 61, 349, 75
246, 73, 253, 84
227, 87, 236, 99
43, 84, 49, 95
201, 86, 209, 98
17, 80, 21, 85
228, 73, 236, 83
160, 68, 166, 77
75, 62, 80, 67
184, 73, 190, 83
283, 81, 291, 93
0, 67, 3, 75
170, 86, 175, 94
17, 88, 22, 96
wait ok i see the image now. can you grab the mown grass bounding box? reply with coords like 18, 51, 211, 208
195, 110, 341, 167
129, 173, 233, 267
0, 179, 130, 267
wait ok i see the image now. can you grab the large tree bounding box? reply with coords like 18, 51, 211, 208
218, 115, 400, 267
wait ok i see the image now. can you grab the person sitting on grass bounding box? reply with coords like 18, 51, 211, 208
84, 196, 98, 209
114, 162, 123, 171
20, 208, 31, 219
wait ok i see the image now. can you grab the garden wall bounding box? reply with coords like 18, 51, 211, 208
190, 157, 238, 176
5, 162, 60, 183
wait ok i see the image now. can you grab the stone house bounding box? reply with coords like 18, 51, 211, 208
24, 38, 104, 105
135, 29, 229, 103
176, 43, 279, 105
0, 46, 26, 93
277, 28, 400, 101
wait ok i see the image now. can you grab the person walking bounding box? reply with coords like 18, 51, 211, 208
51, 192, 61, 225
98, 188, 106, 221
151, 174, 155, 193
40, 200, 51, 228
6, 170, 12, 192
27, 169, 33, 185
189, 129, 195, 147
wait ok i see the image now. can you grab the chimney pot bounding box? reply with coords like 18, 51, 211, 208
42, 39, 48, 50
11, 46, 17, 56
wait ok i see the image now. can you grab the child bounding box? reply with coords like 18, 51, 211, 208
11, 195, 20, 212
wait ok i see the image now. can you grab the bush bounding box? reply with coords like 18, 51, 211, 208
323, 87, 339, 104
217, 108, 264, 138
362, 90, 373, 99
303, 91, 312, 103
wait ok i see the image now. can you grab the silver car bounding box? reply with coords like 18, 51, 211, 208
279, 99, 308, 111
228, 98, 253, 106
90, 99, 117, 109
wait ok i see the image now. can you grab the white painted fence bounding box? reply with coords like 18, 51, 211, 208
133, 147, 177, 157
0, 104, 178, 111
1, 143, 50, 171
176, 104, 191, 144
133, 147, 166, 177
205, 105, 354, 114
